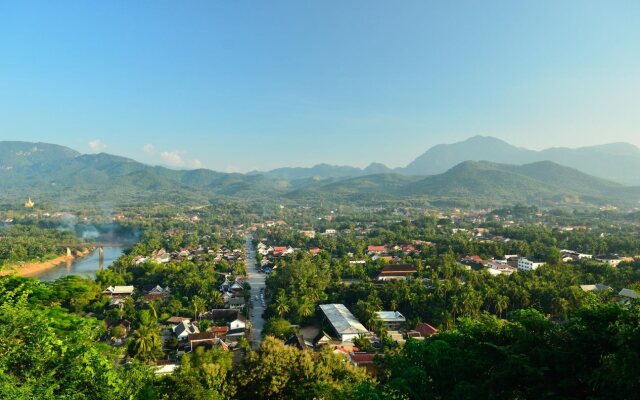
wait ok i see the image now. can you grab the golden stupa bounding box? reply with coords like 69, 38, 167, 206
24, 197, 35, 208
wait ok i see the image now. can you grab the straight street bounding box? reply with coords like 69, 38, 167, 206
245, 234, 266, 349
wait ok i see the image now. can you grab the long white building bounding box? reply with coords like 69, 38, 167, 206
319, 304, 369, 342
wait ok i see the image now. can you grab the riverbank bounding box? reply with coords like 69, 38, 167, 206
0, 248, 94, 277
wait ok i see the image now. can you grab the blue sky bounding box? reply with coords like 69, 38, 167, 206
1, 1, 639, 171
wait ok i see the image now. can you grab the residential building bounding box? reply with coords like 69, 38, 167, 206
580, 284, 613, 292
414, 322, 438, 338
376, 264, 417, 281
517, 258, 545, 271
173, 320, 199, 341
374, 311, 406, 331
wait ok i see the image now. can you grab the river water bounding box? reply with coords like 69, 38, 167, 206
33, 246, 124, 281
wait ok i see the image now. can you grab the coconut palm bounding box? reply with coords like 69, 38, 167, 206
192, 295, 206, 320
132, 323, 162, 362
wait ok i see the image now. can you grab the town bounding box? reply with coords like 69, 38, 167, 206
2, 200, 640, 398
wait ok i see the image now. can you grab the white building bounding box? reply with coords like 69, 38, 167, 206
319, 304, 369, 342
517, 258, 545, 271
375, 311, 406, 331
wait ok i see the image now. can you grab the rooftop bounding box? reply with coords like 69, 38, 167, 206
319, 304, 369, 336
375, 311, 406, 323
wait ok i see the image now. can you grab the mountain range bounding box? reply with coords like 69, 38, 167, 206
1, 139, 639, 208
257, 136, 640, 186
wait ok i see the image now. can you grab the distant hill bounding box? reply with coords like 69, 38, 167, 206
403, 136, 640, 185
403, 136, 536, 176
0, 143, 283, 205
0, 141, 79, 170
1, 140, 639, 208
402, 160, 628, 205
289, 160, 639, 207
253, 162, 393, 180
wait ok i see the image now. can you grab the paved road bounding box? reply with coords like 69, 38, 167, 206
245, 234, 266, 349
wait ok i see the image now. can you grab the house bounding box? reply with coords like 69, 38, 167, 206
401, 245, 416, 253
144, 285, 170, 301
324, 229, 337, 235
226, 297, 246, 310
561, 250, 593, 261
517, 258, 545, 271
319, 304, 369, 342
209, 325, 229, 338
375, 311, 406, 331
102, 286, 135, 297
299, 230, 316, 238
309, 247, 321, 255
367, 245, 387, 254
618, 288, 640, 301
376, 264, 417, 281
284, 333, 311, 350
173, 320, 199, 341
349, 353, 376, 375
166, 316, 190, 326
229, 315, 247, 331
273, 246, 294, 255
486, 260, 517, 276
414, 322, 438, 337
188, 332, 229, 351
229, 281, 244, 295
595, 256, 628, 267
313, 331, 333, 348
580, 284, 613, 293
188, 332, 215, 351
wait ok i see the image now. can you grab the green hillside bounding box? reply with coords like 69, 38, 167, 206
1, 141, 639, 209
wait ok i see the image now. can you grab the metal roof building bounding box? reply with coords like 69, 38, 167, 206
319, 304, 369, 342
375, 311, 406, 331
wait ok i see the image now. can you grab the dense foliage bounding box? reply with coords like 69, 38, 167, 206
0, 225, 77, 267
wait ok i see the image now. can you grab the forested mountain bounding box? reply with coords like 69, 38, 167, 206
291, 161, 640, 207
403, 136, 640, 185
1, 141, 639, 208
0, 141, 79, 169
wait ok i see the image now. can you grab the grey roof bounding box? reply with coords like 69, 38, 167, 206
227, 297, 246, 305
580, 284, 612, 292
619, 288, 640, 299
319, 304, 369, 336
174, 320, 199, 336
375, 311, 406, 323
103, 285, 135, 295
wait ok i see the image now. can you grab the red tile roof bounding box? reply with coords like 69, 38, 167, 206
350, 353, 375, 363
210, 326, 229, 334
368, 245, 387, 252
415, 322, 438, 337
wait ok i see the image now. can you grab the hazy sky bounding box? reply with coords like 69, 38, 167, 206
1, 1, 639, 172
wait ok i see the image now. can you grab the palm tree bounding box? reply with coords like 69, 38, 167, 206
132, 324, 162, 362
298, 297, 314, 319
495, 295, 509, 318
192, 295, 206, 320
274, 290, 290, 317
209, 291, 224, 308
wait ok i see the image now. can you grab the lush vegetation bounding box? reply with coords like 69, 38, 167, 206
0, 225, 78, 267
2, 199, 640, 399
381, 304, 640, 399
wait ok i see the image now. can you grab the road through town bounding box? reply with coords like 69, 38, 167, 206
245, 234, 266, 349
